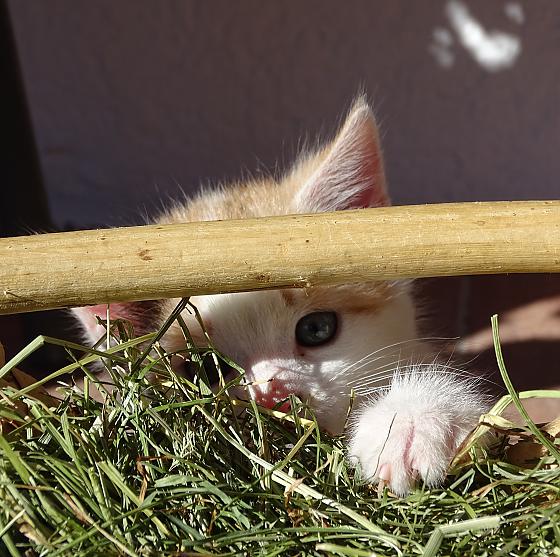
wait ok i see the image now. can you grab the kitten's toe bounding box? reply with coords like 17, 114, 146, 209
347, 370, 488, 496
348, 410, 453, 495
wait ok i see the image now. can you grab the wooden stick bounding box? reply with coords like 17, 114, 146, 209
1, 201, 559, 315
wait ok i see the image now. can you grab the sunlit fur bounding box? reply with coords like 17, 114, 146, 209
348, 366, 489, 496
161, 285, 422, 435
73, 99, 489, 494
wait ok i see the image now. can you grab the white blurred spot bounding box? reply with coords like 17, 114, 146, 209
504, 2, 525, 25
430, 27, 455, 68
433, 27, 454, 47
430, 44, 455, 69
445, 0, 521, 72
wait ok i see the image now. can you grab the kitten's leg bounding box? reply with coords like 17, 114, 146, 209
347, 366, 488, 496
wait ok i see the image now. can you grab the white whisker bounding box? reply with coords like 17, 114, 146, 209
327, 336, 456, 382
350, 365, 494, 397
332, 352, 403, 382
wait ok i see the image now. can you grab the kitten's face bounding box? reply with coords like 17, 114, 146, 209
73, 99, 422, 435
163, 284, 418, 434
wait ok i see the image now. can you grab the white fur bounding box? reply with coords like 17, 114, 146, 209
163, 286, 424, 435
347, 367, 488, 495
71, 306, 109, 347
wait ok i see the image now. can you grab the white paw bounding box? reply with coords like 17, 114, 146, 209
347, 368, 488, 496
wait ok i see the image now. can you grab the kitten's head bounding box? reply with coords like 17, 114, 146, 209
73, 99, 421, 434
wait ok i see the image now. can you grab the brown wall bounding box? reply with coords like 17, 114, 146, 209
8, 1, 560, 230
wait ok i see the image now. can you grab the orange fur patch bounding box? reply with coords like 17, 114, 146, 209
296, 282, 394, 314
280, 289, 295, 306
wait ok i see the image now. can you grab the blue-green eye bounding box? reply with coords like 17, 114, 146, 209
295, 312, 338, 347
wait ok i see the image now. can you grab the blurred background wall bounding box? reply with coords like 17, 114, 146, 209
2, 1, 560, 415
7, 0, 560, 230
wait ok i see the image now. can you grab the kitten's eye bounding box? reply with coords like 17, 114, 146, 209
295, 311, 338, 347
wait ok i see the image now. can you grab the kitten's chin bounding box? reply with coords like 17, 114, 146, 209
230, 382, 349, 436
312, 397, 351, 436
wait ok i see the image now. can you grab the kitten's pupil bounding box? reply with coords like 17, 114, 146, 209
295, 311, 338, 347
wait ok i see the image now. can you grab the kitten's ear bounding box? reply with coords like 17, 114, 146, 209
71, 300, 161, 346
295, 100, 389, 213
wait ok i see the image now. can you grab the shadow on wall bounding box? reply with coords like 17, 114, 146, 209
417, 274, 560, 423
7, 0, 560, 229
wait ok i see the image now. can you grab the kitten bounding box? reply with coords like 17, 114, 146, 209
72, 99, 488, 496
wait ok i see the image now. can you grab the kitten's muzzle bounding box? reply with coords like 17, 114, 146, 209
249, 377, 293, 412
246, 363, 305, 412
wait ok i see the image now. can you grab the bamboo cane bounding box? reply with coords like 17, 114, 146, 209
1, 201, 559, 315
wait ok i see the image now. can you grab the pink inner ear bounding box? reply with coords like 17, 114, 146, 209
366, 188, 390, 208
296, 102, 390, 214
354, 153, 390, 209
72, 300, 161, 342
78, 303, 137, 320
300, 145, 389, 213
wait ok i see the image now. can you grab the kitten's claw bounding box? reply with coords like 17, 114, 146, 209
347, 370, 488, 496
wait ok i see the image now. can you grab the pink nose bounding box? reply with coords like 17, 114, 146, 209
252, 378, 292, 411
